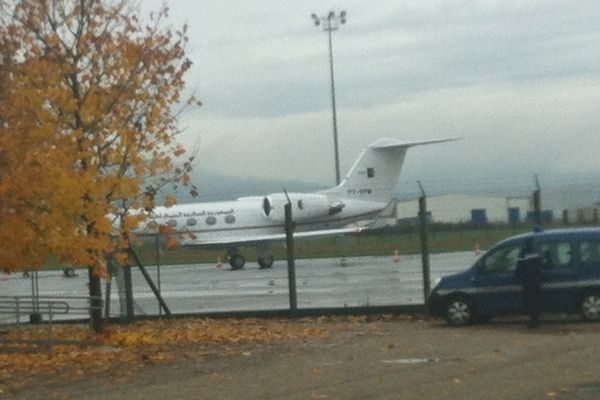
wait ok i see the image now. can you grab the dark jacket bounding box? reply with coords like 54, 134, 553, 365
515, 252, 544, 289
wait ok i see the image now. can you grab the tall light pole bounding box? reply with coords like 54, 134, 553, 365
311, 10, 346, 186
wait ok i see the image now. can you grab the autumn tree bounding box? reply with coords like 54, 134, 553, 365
0, 0, 197, 331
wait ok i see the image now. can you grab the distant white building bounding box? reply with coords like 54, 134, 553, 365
563, 206, 600, 224
396, 194, 531, 225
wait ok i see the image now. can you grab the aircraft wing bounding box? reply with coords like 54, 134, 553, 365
181, 226, 365, 247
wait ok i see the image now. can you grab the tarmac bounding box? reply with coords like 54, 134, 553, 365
1, 252, 475, 321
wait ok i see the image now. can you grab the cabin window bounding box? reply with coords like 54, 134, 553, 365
367, 167, 375, 178
297, 200, 304, 210
167, 219, 178, 227
205, 216, 217, 226
225, 215, 236, 224
186, 218, 197, 226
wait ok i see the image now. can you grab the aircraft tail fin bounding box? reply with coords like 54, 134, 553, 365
322, 138, 458, 203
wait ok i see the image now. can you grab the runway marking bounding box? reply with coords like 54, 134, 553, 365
382, 357, 462, 364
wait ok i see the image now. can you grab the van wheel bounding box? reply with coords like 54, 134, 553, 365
445, 297, 473, 326
580, 293, 600, 321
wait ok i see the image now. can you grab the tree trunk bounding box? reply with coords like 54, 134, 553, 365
88, 267, 104, 332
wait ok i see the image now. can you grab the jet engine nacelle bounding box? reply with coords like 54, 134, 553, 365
262, 193, 344, 222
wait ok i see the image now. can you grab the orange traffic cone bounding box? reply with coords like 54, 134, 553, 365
393, 249, 401, 263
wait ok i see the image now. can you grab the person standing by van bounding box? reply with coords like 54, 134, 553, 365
515, 238, 544, 328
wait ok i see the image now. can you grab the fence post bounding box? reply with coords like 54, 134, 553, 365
14, 297, 21, 325
129, 248, 171, 318
48, 303, 54, 352
104, 278, 112, 321
418, 182, 431, 313
533, 174, 542, 226
155, 235, 162, 318
284, 199, 298, 314
123, 265, 135, 324
29, 270, 42, 324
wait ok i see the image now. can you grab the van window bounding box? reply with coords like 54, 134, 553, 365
539, 241, 572, 269
480, 244, 521, 274
579, 240, 600, 265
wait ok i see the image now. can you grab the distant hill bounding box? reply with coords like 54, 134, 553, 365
165, 172, 600, 213
171, 173, 327, 203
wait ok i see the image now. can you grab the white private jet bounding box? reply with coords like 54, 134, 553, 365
138, 138, 455, 269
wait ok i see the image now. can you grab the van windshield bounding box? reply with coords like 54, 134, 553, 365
479, 243, 521, 274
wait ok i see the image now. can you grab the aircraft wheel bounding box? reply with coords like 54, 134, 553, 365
229, 254, 246, 270
257, 255, 274, 269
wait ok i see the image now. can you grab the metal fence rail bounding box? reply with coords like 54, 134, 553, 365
0, 296, 69, 323
0, 295, 102, 323
0, 295, 102, 352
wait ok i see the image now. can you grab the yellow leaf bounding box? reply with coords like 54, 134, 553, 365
163, 195, 177, 208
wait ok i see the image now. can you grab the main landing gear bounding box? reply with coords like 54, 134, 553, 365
228, 253, 246, 270
257, 254, 274, 269
226, 248, 274, 270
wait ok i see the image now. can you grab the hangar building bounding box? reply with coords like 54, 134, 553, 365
396, 194, 531, 225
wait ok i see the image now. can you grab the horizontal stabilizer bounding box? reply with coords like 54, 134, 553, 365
370, 137, 460, 149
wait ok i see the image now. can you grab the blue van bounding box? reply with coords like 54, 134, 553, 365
428, 228, 600, 326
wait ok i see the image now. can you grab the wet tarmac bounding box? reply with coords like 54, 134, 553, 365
0, 251, 479, 320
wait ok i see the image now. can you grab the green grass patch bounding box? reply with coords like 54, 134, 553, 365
129, 225, 534, 267
37, 224, 556, 270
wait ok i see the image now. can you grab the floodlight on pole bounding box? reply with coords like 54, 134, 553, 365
311, 10, 347, 186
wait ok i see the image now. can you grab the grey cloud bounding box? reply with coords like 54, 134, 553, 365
188, 1, 600, 120
146, 0, 600, 192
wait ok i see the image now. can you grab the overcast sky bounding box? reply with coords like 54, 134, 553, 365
143, 0, 600, 195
